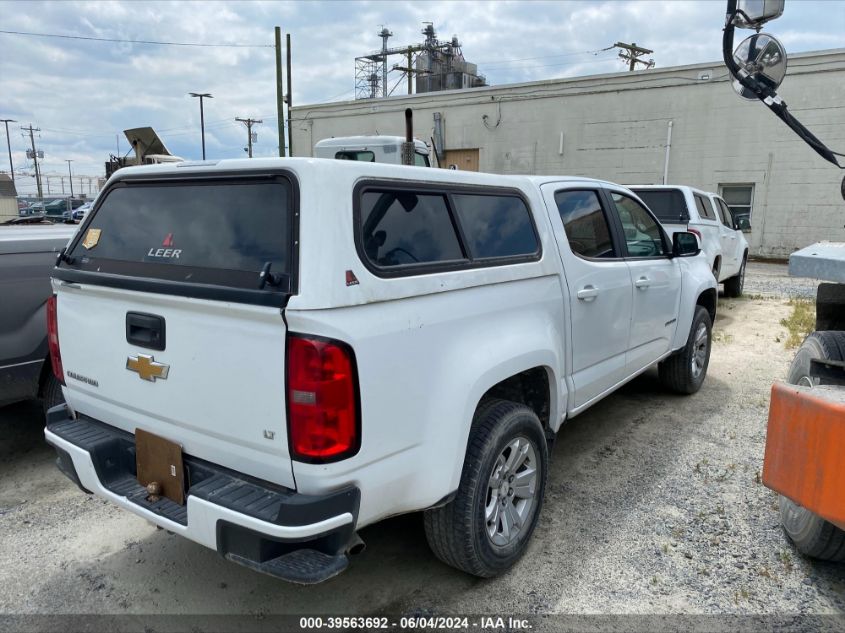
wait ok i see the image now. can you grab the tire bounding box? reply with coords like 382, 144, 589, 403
787, 330, 845, 387
723, 254, 747, 298
40, 372, 64, 415
780, 496, 845, 561
778, 330, 845, 561
658, 305, 712, 394
423, 399, 548, 577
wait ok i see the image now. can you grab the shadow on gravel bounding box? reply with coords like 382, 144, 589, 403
0, 400, 52, 470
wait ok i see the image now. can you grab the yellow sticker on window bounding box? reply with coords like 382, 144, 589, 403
82, 228, 101, 250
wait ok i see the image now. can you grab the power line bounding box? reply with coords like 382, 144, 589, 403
477, 45, 616, 66
0, 29, 273, 48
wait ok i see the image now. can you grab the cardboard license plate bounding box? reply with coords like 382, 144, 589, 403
135, 428, 185, 505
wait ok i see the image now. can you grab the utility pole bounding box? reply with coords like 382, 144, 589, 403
286, 33, 293, 157
65, 159, 74, 198
235, 118, 262, 158
274, 27, 286, 157
0, 119, 15, 184
189, 92, 213, 160
614, 42, 655, 71
21, 124, 43, 199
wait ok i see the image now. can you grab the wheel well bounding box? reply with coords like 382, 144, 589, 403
478, 367, 551, 429
36, 354, 52, 397
697, 288, 717, 323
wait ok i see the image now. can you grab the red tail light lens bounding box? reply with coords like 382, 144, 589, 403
46, 295, 64, 385
287, 334, 359, 462
688, 228, 702, 243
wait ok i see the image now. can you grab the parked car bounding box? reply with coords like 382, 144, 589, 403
73, 201, 94, 221
44, 198, 86, 221
0, 224, 77, 410
630, 185, 749, 297
45, 159, 717, 584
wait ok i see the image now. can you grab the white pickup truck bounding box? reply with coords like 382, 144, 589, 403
45, 159, 716, 584
631, 185, 749, 297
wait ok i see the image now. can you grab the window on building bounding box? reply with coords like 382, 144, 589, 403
554, 190, 617, 259
452, 194, 538, 259
719, 184, 754, 232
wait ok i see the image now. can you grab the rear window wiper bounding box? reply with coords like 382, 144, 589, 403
258, 261, 283, 290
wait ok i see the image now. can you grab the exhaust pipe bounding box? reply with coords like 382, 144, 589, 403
346, 533, 366, 556
402, 108, 415, 166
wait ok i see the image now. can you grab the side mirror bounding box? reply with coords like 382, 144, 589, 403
733, 0, 785, 29
672, 232, 700, 258
731, 33, 787, 101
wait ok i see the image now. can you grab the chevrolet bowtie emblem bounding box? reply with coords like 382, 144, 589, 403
126, 354, 170, 382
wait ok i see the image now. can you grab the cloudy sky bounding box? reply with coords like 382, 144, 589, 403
1, 0, 843, 196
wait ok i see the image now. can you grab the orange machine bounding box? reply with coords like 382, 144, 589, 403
763, 382, 845, 532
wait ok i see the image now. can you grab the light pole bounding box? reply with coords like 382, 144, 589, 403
0, 119, 15, 184
65, 159, 74, 198
189, 92, 213, 160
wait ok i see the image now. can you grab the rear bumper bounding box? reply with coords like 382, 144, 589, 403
44, 405, 360, 583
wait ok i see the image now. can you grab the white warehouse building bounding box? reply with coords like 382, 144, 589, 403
291, 48, 845, 258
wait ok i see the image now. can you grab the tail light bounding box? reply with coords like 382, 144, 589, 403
46, 295, 64, 384
287, 334, 359, 462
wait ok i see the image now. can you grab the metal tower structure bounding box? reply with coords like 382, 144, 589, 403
354, 23, 486, 100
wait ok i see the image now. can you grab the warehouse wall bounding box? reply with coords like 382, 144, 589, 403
291, 49, 845, 258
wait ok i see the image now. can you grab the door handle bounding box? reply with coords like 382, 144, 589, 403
126, 312, 166, 351
576, 285, 599, 301
635, 277, 651, 289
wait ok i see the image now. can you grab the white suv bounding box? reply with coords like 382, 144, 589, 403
45, 159, 717, 584
631, 185, 749, 297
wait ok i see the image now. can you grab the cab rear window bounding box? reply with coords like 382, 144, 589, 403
631, 189, 690, 224
66, 177, 294, 291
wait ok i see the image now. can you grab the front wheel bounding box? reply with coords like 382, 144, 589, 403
424, 399, 548, 577
658, 305, 712, 394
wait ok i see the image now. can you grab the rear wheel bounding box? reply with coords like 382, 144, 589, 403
424, 399, 548, 577
723, 254, 747, 298
778, 330, 845, 561
658, 306, 712, 394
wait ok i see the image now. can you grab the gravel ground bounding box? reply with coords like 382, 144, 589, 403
744, 260, 820, 299
0, 266, 842, 630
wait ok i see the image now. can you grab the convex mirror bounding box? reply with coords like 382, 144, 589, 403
731, 33, 787, 101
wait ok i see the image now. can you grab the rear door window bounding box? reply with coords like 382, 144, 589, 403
716, 198, 734, 229
554, 190, 618, 259
630, 189, 689, 223
694, 194, 717, 221
66, 177, 294, 290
